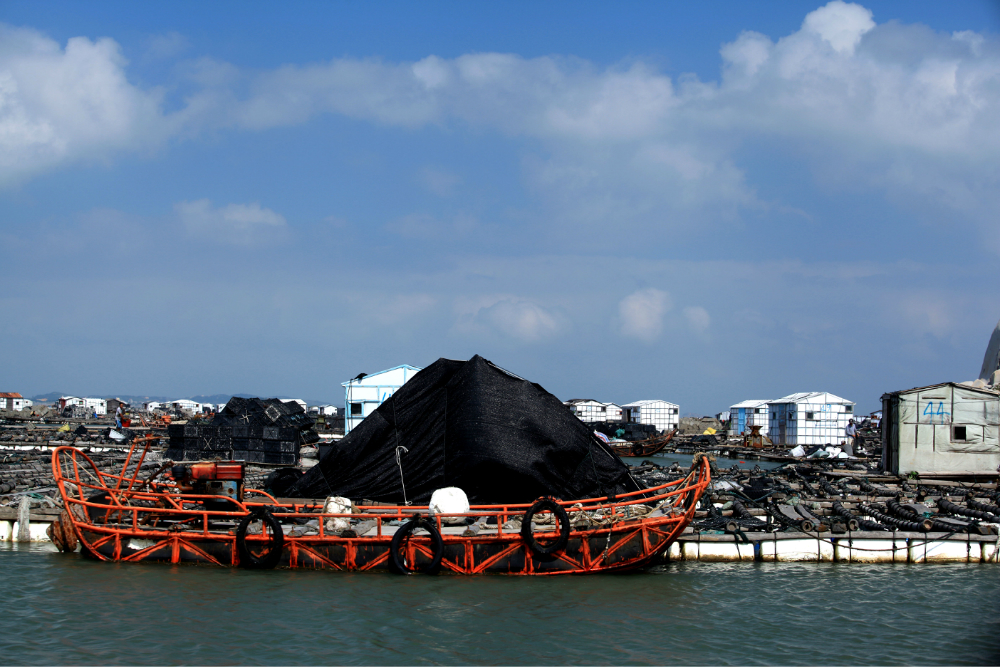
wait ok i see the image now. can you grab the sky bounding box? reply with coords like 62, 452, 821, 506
2, 1, 999, 413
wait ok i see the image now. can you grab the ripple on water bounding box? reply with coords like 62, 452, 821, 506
0, 544, 998, 665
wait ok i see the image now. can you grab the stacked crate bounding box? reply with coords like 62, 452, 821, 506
165, 397, 319, 465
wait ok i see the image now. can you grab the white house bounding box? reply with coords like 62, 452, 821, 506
881, 382, 1000, 476
729, 400, 771, 436
343, 364, 422, 433
621, 400, 680, 433
0, 393, 30, 411
565, 399, 622, 423
767, 392, 855, 446
60, 396, 85, 409
83, 398, 107, 416
170, 399, 203, 415
309, 405, 339, 416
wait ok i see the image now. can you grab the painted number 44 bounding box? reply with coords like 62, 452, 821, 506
923, 401, 951, 424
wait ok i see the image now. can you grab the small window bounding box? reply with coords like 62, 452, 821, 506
350, 402, 363, 416
953, 426, 967, 441
755, 408, 763, 414
845, 405, 853, 413
806, 412, 815, 420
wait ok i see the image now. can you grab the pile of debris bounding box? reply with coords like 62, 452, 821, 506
677, 416, 722, 435
590, 421, 659, 441
165, 397, 319, 465
628, 458, 999, 536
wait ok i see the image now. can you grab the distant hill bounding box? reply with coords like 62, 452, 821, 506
28, 392, 66, 404
188, 394, 256, 406
30, 391, 337, 407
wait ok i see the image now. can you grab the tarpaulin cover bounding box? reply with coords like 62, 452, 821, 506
289, 355, 640, 504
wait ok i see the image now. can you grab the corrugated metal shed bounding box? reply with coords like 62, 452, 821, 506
565, 399, 622, 423
881, 382, 1000, 476
767, 392, 855, 446
729, 399, 770, 436
621, 400, 680, 433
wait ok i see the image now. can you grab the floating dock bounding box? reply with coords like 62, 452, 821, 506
670, 529, 999, 563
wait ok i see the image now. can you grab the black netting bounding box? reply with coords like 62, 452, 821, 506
166, 397, 317, 462
289, 355, 639, 505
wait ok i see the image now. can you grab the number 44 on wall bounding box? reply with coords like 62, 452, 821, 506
923, 401, 951, 424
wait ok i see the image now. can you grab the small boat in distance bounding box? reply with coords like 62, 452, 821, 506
606, 429, 678, 458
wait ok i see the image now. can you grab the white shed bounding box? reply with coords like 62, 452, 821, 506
171, 399, 202, 415
343, 364, 422, 434
565, 399, 622, 423
83, 398, 107, 415
729, 400, 770, 436
767, 392, 855, 446
621, 400, 680, 433
0, 393, 31, 411
60, 396, 84, 409
881, 382, 1000, 477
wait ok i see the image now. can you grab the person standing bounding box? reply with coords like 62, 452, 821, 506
115, 403, 124, 430
845, 419, 858, 455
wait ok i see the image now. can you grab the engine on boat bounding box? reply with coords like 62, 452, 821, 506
170, 461, 245, 508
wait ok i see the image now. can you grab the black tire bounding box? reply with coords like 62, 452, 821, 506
86, 490, 111, 522
520, 498, 570, 559
236, 507, 284, 569
389, 516, 443, 574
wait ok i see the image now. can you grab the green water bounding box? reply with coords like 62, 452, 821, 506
1, 544, 997, 665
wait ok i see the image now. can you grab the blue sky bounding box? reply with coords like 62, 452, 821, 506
2, 1, 999, 413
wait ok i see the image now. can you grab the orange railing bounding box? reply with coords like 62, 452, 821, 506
53, 441, 709, 544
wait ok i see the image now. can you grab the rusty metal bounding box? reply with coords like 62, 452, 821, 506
742, 425, 772, 450
51, 441, 710, 575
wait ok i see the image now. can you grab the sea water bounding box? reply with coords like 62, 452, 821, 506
1, 543, 997, 665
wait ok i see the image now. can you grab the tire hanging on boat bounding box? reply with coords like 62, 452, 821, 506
236, 507, 284, 569
520, 497, 570, 559
390, 516, 443, 574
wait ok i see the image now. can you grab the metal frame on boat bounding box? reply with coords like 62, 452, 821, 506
50, 436, 710, 575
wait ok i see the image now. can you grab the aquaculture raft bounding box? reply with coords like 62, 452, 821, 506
50, 438, 710, 575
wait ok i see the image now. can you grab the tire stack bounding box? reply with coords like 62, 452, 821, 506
165, 397, 319, 465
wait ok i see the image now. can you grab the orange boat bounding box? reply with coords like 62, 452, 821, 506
49, 436, 710, 575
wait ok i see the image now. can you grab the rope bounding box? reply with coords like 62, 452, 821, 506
395, 446, 411, 506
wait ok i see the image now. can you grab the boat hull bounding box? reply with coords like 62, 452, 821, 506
53, 442, 709, 575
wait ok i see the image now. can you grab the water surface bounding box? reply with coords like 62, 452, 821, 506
1, 544, 997, 665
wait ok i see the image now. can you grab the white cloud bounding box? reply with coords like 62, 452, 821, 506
0, 24, 168, 184
3, 6, 1000, 245
455, 295, 562, 342
683, 306, 711, 333
895, 293, 957, 338
802, 1, 875, 54
175, 199, 287, 244
619, 288, 671, 342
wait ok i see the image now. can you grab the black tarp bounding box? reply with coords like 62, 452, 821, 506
289, 355, 640, 505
